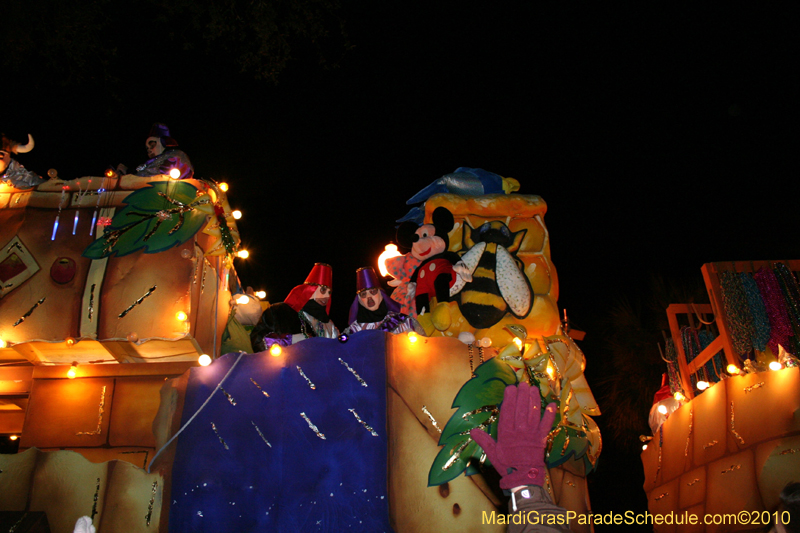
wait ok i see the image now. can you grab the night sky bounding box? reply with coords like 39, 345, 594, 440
4, 2, 799, 527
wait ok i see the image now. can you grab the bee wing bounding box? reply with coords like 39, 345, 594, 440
496, 245, 533, 317
449, 242, 485, 296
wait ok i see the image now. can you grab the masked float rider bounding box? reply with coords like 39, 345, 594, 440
250, 263, 339, 352
134, 123, 194, 180
344, 267, 424, 335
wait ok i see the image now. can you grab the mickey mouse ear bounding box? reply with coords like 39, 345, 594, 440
396, 221, 418, 248
431, 207, 454, 233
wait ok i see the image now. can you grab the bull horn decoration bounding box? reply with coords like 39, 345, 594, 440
15, 134, 34, 154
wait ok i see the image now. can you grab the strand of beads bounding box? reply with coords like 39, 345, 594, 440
773, 263, 800, 354
740, 272, 770, 352
698, 329, 724, 381
719, 270, 754, 356
753, 267, 794, 355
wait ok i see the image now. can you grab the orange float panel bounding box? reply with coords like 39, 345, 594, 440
726, 368, 800, 450
678, 466, 707, 511
0, 411, 25, 434
647, 476, 680, 533
108, 376, 170, 448
659, 403, 694, 485
21, 377, 114, 449
690, 383, 728, 467
704, 449, 764, 523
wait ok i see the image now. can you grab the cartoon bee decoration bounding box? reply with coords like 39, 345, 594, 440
451, 220, 533, 330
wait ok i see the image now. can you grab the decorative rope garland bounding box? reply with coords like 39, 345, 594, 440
740, 272, 770, 352
718, 271, 754, 356
753, 267, 794, 355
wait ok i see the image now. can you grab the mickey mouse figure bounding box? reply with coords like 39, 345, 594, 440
396, 207, 461, 315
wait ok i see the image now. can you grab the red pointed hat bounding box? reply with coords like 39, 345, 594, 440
652, 374, 672, 404
305, 263, 332, 287
284, 263, 332, 314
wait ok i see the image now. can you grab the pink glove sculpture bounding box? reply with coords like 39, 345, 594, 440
470, 382, 557, 490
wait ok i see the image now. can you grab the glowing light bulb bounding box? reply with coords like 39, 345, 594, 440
232, 210, 242, 220
407, 331, 418, 344
9, 435, 18, 441
198, 354, 212, 366
105, 168, 117, 178
673, 392, 685, 401
255, 290, 266, 299
657, 404, 668, 415
512, 337, 523, 350
696, 380, 709, 390
66, 337, 75, 347
0, 338, 6, 349
270, 344, 282, 357
67, 363, 77, 379
769, 361, 783, 371
169, 168, 181, 179
219, 182, 229, 192
176, 311, 188, 322
642, 444, 648, 451
235, 295, 250, 305
237, 250, 249, 259
378, 243, 402, 276
545, 364, 555, 379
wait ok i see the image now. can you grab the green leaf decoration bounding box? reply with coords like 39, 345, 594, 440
83, 182, 208, 259
544, 414, 598, 476
427, 358, 518, 487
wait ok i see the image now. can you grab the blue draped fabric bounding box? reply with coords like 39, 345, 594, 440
169, 331, 394, 532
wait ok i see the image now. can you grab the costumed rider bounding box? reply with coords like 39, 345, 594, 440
1, 133, 45, 189
250, 263, 339, 352
132, 123, 194, 180
344, 267, 425, 335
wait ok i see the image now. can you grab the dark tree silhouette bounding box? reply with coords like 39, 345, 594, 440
2, 0, 350, 87
593, 273, 708, 453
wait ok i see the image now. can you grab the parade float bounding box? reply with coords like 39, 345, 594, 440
0, 156, 601, 532
642, 261, 800, 532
